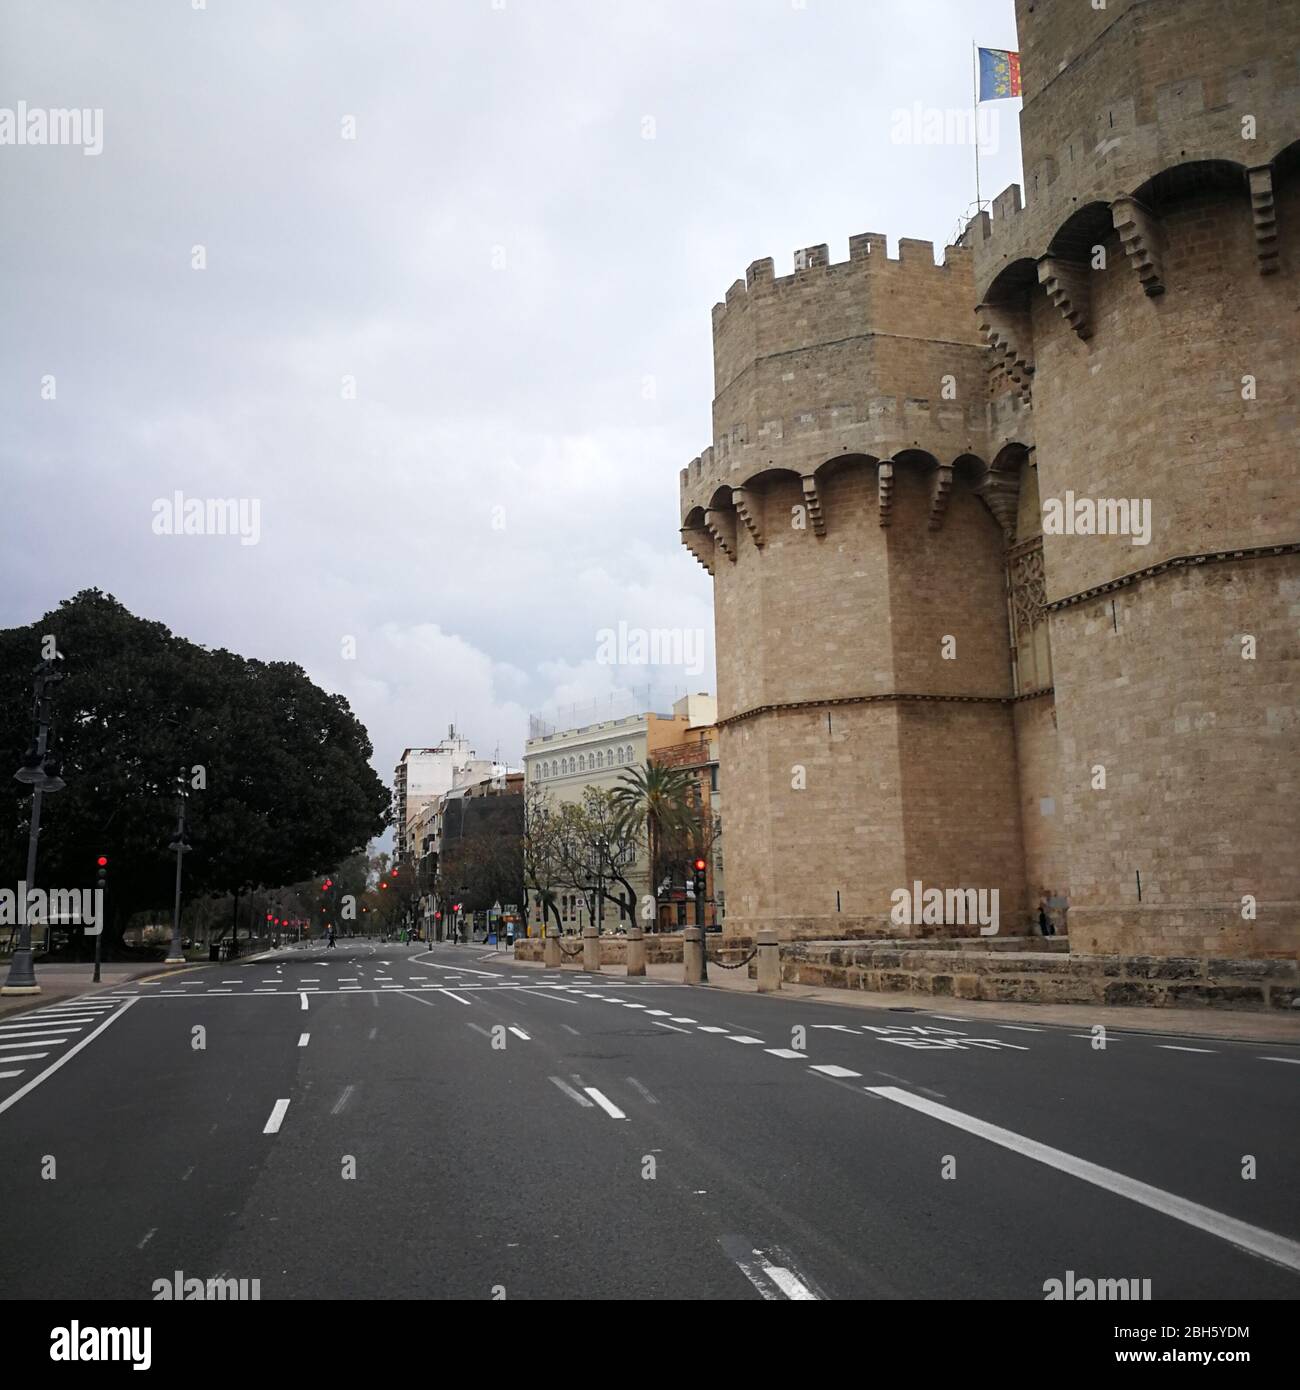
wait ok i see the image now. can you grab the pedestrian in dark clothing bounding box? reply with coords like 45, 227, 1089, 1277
1038, 905, 1054, 937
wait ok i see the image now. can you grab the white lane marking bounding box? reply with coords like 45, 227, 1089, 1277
722, 1239, 821, 1301
766, 1048, 805, 1059
1070, 1033, 1122, 1040
930, 1015, 969, 1022
669, 1017, 696, 1024
626, 1076, 659, 1105
1158, 1045, 1216, 1054
2, 1016, 97, 1027
583, 1087, 627, 1120
508, 1026, 530, 1041
0, 1070, 24, 1079
443, 991, 472, 1006
208, 989, 233, 994
137, 1228, 156, 1250
868, 1086, 1300, 1273
300, 992, 309, 1010
466, 1021, 492, 1038
810, 1064, 861, 1078
1260, 1056, 1300, 1065
222, 980, 241, 984
697, 1026, 729, 1034
549, 1076, 593, 1107
263, 1099, 291, 1134
645, 1009, 672, 1017
410, 976, 428, 981
561, 1024, 580, 1035
728, 1036, 766, 1045
298, 1033, 310, 1047
301, 979, 320, 983
0, 1021, 86, 1034
254, 989, 279, 994
652, 1019, 690, 1034
622, 1002, 647, 1009
368, 1026, 378, 1039
0, 1052, 50, 1063
997, 1025, 1043, 1033
0, 1036, 70, 1049
340, 978, 359, 983
331, 1085, 354, 1115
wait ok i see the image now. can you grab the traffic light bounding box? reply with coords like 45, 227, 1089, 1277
380, 881, 388, 891
692, 857, 707, 924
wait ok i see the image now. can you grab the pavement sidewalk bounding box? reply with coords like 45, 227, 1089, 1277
511, 954, 1300, 1046
0, 962, 167, 1021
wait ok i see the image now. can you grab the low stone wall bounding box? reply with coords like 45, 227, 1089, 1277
514, 933, 687, 966
760, 942, 1299, 1011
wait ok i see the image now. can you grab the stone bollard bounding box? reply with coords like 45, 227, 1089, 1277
683, 926, 703, 984
756, 927, 780, 993
626, 924, 646, 977
582, 923, 601, 972
544, 928, 561, 969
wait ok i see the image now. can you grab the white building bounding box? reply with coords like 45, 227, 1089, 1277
392, 727, 499, 861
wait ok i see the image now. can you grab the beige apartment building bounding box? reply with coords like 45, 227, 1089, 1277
524, 694, 715, 931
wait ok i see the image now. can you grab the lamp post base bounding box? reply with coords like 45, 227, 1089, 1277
2, 946, 41, 994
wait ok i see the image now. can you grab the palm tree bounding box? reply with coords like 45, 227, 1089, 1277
610, 761, 697, 926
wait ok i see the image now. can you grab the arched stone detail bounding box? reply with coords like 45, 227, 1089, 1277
730, 487, 766, 548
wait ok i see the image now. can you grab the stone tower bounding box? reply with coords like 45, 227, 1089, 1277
681, 0, 1299, 957
680, 238, 1028, 941
972, 0, 1299, 958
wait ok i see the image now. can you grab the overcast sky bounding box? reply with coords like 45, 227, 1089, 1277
0, 0, 1022, 788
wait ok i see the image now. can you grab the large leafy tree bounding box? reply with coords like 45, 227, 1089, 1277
0, 590, 390, 951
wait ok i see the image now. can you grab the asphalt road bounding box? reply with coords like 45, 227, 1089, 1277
0, 939, 1296, 1301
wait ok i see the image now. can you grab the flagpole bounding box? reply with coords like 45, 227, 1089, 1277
972, 41, 982, 217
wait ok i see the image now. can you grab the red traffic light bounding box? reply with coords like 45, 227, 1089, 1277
266, 912, 272, 921
435, 911, 442, 920
693, 858, 707, 872
380, 881, 388, 891
96, 855, 108, 867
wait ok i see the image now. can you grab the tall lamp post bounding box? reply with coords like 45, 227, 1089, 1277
3, 655, 68, 996
165, 768, 191, 964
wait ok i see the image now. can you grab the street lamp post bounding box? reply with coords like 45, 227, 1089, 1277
3, 655, 68, 996
165, 768, 190, 964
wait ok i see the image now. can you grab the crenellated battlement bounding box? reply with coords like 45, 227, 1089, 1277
711, 233, 974, 369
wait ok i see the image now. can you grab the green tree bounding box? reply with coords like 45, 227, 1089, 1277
0, 590, 390, 954
609, 760, 696, 919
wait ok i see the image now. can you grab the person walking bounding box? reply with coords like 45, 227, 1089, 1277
1038, 904, 1054, 937
327, 925, 336, 949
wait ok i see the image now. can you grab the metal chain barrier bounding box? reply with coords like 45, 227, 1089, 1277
705, 946, 758, 970
557, 936, 585, 958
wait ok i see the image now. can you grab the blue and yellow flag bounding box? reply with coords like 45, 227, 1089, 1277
978, 47, 1022, 101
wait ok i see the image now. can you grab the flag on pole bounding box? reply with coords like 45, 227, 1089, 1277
977, 47, 1022, 101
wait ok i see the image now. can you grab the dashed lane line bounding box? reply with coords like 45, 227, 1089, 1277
583, 1087, 627, 1120
810, 1065, 862, 1079
1158, 1045, 1216, 1054
298, 1033, 310, 1047
549, 1076, 593, 1107
766, 1048, 804, 1059
652, 1020, 691, 1034
262, 1099, 291, 1134
0, 1036, 71, 1049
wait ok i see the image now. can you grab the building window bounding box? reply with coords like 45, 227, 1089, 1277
617, 747, 624, 764
710, 765, 718, 792
626, 745, 634, 764
596, 750, 604, 768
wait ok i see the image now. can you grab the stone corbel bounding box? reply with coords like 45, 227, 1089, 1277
680, 527, 715, 575
974, 464, 1021, 541
927, 462, 954, 531
1247, 165, 1279, 275
730, 487, 766, 548
976, 302, 1034, 399
1111, 195, 1164, 296
878, 461, 895, 527
801, 476, 826, 536
1037, 256, 1093, 339
704, 507, 737, 562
